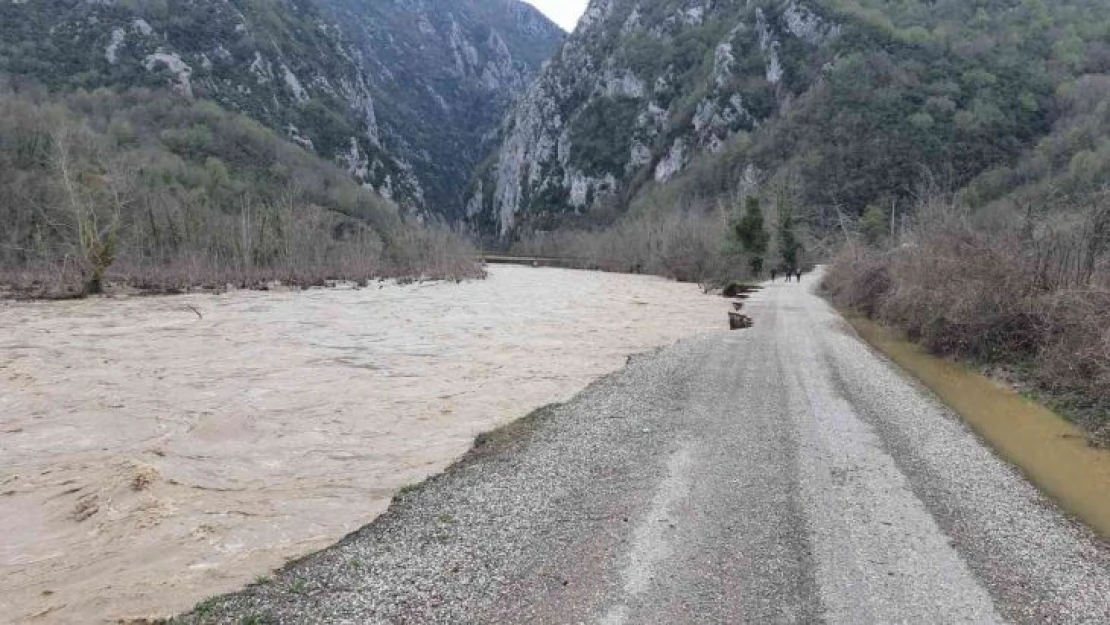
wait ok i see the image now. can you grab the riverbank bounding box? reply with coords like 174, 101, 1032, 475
0, 253, 486, 302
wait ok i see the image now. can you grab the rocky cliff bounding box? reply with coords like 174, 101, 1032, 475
471, 0, 840, 235
0, 0, 563, 215
328, 0, 564, 217
473, 0, 1097, 238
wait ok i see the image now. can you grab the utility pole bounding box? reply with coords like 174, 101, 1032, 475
833, 203, 855, 257
890, 199, 897, 240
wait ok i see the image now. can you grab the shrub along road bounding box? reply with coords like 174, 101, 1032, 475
182, 272, 1110, 624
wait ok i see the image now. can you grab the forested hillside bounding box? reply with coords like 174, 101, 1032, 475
824, 70, 1110, 443
475, 0, 1110, 237
0, 0, 567, 296
482, 0, 1110, 438
0, 78, 480, 297
0, 0, 563, 215
0, 0, 423, 205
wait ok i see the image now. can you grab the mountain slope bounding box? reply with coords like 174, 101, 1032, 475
0, 80, 485, 298
0, 0, 563, 215
328, 0, 564, 217
472, 0, 1110, 237
0, 0, 423, 202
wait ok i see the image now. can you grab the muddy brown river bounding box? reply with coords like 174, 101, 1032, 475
0, 266, 724, 623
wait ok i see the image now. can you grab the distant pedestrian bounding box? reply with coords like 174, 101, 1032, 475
771, 269, 777, 282
796, 269, 803, 282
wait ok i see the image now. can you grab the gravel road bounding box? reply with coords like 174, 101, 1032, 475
181, 272, 1110, 624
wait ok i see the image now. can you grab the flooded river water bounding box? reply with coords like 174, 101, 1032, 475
0, 266, 725, 623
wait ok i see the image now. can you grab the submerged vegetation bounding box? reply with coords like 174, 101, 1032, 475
0, 78, 481, 298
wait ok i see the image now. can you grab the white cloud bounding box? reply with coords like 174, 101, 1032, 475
524, 0, 589, 32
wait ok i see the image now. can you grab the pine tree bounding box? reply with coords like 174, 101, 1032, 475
733, 196, 769, 275
861, 204, 888, 246
778, 200, 802, 272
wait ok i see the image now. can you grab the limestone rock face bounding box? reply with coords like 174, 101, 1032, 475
328, 0, 564, 218
470, 0, 839, 237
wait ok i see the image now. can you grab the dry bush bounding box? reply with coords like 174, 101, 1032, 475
385, 223, 486, 281
824, 195, 1110, 435
511, 207, 744, 286
821, 251, 892, 317
1034, 288, 1110, 431
3, 217, 483, 298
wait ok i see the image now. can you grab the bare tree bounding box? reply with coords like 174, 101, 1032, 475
51, 121, 133, 294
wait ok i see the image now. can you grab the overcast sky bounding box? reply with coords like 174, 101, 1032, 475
524, 0, 589, 32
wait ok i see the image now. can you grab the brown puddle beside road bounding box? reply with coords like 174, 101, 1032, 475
848, 316, 1110, 540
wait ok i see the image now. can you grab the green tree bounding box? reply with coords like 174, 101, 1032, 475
732, 196, 769, 274
204, 156, 230, 189
777, 200, 802, 272
861, 204, 888, 246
